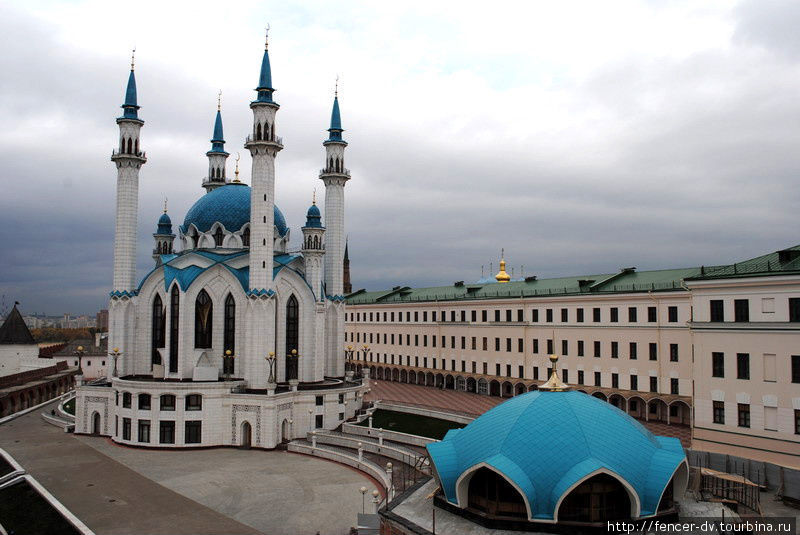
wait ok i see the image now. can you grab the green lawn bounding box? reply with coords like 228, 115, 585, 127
356, 409, 464, 440
62, 398, 75, 415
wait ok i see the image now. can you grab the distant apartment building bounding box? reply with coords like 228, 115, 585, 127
96, 309, 109, 332
345, 246, 800, 468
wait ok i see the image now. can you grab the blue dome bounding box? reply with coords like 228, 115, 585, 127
180, 184, 288, 237
156, 212, 173, 235
304, 203, 323, 228
427, 390, 686, 521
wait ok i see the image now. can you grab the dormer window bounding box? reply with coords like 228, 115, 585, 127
242, 227, 250, 247
214, 227, 224, 247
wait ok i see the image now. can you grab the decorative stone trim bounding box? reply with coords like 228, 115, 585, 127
83, 395, 109, 434
231, 404, 261, 446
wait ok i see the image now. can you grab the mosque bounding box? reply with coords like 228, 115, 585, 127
74, 34, 367, 448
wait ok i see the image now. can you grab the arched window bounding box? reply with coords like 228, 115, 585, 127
467, 467, 527, 519
223, 294, 235, 374
214, 227, 224, 247
242, 227, 250, 247
329, 157, 333, 171
134, 138, 139, 154
270, 123, 274, 140
557, 473, 632, 523
127, 138, 133, 154
285, 295, 299, 380
169, 286, 179, 373
194, 290, 213, 348
120, 137, 125, 152
151, 294, 165, 366
256, 122, 262, 140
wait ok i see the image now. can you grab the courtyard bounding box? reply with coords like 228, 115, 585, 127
0, 401, 375, 535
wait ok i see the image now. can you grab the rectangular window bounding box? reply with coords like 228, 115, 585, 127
423, 335, 428, 347
495, 338, 500, 351
668, 306, 678, 323
670, 344, 679, 362
649, 376, 658, 393
576, 308, 584, 323
561, 308, 568, 322
710, 300, 724, 322
495, 363, 501, 376
577, 370, 584, 385
593, 341, 601, 358
122, 392, 131, 409
505, 310, 512, 322
649, 343, 658, 361
483, 362, 488, 375
562, 369, 568, 383
670, 378, 679, 395
630, 375, 638, 391
648, 306, 657, 322
734, 299, 750, 323
610, 307, 618, 323
611, 342, 618, 359
533, 367, 539, 380
795, 410, 800, 435
471, 337, 476, 350
451, 335, 456, 348
471, 361, 476, 373
482, 337, 488, 351
611, 373, 619, 388
517, 309, 523, 322
160, 394, 176, 411
791, 355, 800, 383
577, 340, 584, 357
531, 309, 539, 322
593, 308, 601, 322
138, 420, 151, 443
594, 371, 601, 386
461, 336, 466, 350
629, 342, 637, 360
423, 311, 428, 322
764, 406, 777, 431
506, 364, 512, 377
506, 338, 511, 352
122, 417, 131, 440
461, 310, 466, 322
712, 352, 725, 378
159, 421, 175, 444
482, 310, 487, 322
495, 310, 500, 322
790, 298, 800, 322
547, 339, 554, 354
518, 338, 524, 352
561, 340, 568, 356
737, 404, 750, 428
713, 401, 725, 424
737, 353, 750, 380
546, 309, 553, 323
186, 394, 202, 411
518, 365, 524, 378
415, 311, 419, 322
532, 339, 539, 353
315, 415, 324, 428
471, 310, 477, 322
315, 395, 324, 406
432, 311, 436, 322
628, 307, 637, 322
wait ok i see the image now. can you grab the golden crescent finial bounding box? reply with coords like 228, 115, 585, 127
131, 48, 136, 71
217, 90, 222, 111
234, 152, 241, 182
335, 74, 339, 98
313, 188, 317, 205
163, 196, 168, 214
265, 24, 270, 50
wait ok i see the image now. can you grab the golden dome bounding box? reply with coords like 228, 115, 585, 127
495, 250, 511, 283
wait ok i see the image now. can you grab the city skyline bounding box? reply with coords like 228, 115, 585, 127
2, 0, 800, 314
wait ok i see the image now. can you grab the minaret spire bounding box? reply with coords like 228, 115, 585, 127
203, 92, 229, 192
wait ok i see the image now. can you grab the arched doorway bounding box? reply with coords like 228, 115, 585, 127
466, 467, 528, 519
466, 377, 477, 393
557, 473, 633, 523
92, 412, 101, 435
489, 380, 500, 396
280, 419, 291, 443
240, 421, 252, 449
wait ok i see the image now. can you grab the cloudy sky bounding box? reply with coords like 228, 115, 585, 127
1, 0, 799, 316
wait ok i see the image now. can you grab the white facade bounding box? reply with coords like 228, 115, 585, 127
75, 41, 365, 448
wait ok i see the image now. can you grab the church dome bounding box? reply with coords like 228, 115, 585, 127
427, 390, 687, 522
180, 183, 288, 237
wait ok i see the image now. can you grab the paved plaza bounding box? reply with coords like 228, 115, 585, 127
0, 401, 373, 535
365, 379, 692, 447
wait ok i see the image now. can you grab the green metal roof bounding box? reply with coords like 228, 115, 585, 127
346, 244, 800, 305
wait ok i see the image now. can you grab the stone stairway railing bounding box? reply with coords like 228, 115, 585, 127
312, 430, 430, 473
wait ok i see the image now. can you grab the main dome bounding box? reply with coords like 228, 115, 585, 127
180, 183, 288, 237
427, 390, 687, 521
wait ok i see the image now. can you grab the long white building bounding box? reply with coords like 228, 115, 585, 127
345, 249, 800, 468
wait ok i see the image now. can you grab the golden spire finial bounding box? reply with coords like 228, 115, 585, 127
335, 74, 339, 98
130, 48, 136, 71
233, 153, 241, 182
539, 354, 570, 391
265, 24, 270, 50
163, 197, 168, 214
217, 90, 222, 111
495, 248, 511, 283
312, 188, 317, 205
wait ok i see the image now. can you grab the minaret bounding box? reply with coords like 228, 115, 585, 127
320, 83, 349, 296
320, 81, 349, 377
152, 200, 175, 265
244, 30, 282, 294
301, 193, 326, 300
343, 238, 352, 294
202, 91, 229, 192
111, 50, 146, 295
109, 50, 146, 377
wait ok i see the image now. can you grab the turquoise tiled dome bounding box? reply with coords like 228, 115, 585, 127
427, 390, 686, 521
180, 183, 288, 237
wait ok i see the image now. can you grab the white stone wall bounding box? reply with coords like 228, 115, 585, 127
0, 344, 40, 377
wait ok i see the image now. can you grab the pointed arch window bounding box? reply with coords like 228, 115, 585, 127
194, 290, 213, 348
256, 122, 262, 140
223, 294, 235, 375
242, 227, 250, 247
213, 227, 224, 247
127, 138, 133, 154
134, 138, 139, 155
169, 286, 179, 373
152, 295, 165, 366
286, 295, 299, 380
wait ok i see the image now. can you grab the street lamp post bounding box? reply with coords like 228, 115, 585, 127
359, 486, 367, 514
74, 345, 86, 385
108, 347, 122, 378
344, 345, 355, 380
265, 352, 277, 394
223, 350, 235, 381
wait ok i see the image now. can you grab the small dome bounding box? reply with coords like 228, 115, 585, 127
304, 203, 323, 229
307, 203, 321, 218
181, 183, 288, 237
158, 212, 171, 225
427, 390, 687, 522
156, 212, 173, 235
